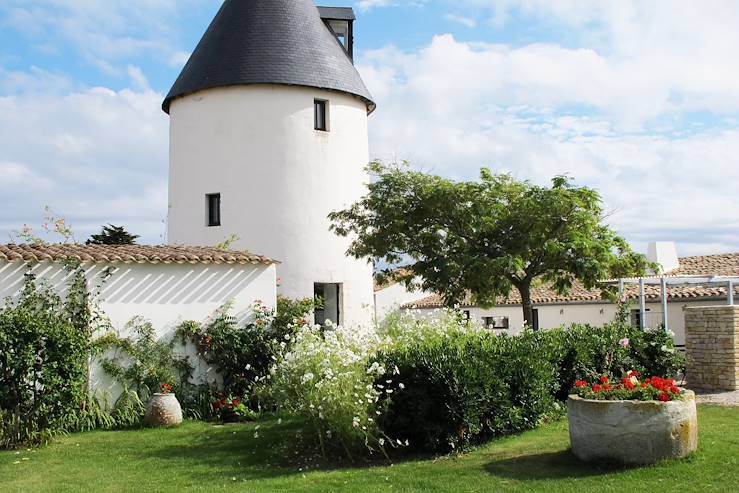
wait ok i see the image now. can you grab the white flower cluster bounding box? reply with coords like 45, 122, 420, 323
265, 321, 399, 456
263, 310, 480, 457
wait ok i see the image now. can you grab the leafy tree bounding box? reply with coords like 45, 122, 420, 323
86, 225, 139, 245
329, 161, 653, 327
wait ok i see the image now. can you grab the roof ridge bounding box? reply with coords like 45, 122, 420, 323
0, 244, 278, 266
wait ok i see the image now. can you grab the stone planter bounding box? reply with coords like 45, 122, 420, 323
144, 393, 183, 427
567, 390, 698, 465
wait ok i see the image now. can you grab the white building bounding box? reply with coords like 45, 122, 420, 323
0, 243, 278, 398
373, 270, 434, 323
397, 246, 739, 346
164, 1, 375, 327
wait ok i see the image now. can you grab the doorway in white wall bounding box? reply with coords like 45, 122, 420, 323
314, 282, 342, 326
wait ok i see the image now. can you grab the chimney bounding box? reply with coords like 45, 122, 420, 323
647, 242, 679, 274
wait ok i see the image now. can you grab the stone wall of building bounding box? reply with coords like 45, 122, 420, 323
684, 305, 739, 391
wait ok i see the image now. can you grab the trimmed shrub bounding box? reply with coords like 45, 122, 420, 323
627, 325, 685, 379
375, 313, 558, 453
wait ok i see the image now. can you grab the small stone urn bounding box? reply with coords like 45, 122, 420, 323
144, 393, 183, 427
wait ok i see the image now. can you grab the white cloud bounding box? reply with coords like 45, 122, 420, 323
358, 27, 739, 256
357, 0, 395, 11
168, 51, 191, 68
1, 0, 217, 76
0, 161, 39, 187
0, 69, 169, 243
126, 65, 151, 92
444, 13, 476, 28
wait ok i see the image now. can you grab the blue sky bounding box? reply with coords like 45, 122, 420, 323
1, 1, 738, 255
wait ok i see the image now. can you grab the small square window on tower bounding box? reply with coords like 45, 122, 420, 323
206, 193, 221, 227
314, 99, 328, 131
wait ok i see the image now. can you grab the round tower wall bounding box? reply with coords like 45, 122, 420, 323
167, 84, 374, 326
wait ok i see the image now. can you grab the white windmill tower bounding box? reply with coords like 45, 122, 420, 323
163, 0, 376, 326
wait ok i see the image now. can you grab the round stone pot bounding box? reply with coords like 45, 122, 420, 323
144, 393, 183, 427
567, 390, 698, 465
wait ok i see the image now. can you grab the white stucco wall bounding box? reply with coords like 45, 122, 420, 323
374, 281, 432, 323
0, 259, 277, 400
167, 84, 374, 327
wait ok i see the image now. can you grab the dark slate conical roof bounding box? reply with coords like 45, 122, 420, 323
162, 0, 375, 113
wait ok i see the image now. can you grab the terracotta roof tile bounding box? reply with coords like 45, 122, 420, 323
0, 244, 278, 266
403, 252, 739, 309
665, 253, 739, 277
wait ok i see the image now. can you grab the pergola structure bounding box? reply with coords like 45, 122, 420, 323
603, 275, 739, 332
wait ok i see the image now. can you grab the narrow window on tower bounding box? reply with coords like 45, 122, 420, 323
206, 193, 221, 227
314, 99, 328, 131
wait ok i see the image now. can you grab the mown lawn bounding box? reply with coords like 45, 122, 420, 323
1, 405, 737, 492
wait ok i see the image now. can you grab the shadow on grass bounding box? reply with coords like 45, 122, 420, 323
484, 450, 626, 480
139, 421, 632, 483
140, 420, 398, 481
139, 421, 307, 481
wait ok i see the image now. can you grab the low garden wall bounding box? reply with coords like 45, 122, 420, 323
684, 305, 739, 391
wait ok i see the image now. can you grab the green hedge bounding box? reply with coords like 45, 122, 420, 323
375, 312, 684, 453
376, 330, 558, 452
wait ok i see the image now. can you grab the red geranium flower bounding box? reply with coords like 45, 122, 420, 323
575, 380, 588, 388
599, 376, 609, 384
658, 392, 670, 402
593, 384, 603, 393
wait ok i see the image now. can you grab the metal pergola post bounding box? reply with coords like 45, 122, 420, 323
661, 276, 669, 332
639, 277, 646, 330
603, 275, 739, 328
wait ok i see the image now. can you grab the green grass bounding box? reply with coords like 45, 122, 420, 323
1, 405, 737, 492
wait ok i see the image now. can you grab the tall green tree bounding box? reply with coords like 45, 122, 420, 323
329, 162, 653, 327
86, 225, 139, 245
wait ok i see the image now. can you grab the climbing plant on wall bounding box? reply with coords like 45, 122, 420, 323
0, 267, 91, 448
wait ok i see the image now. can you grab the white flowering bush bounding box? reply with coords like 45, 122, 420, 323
264, 322, 400, 459
378, 307, 487, 345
